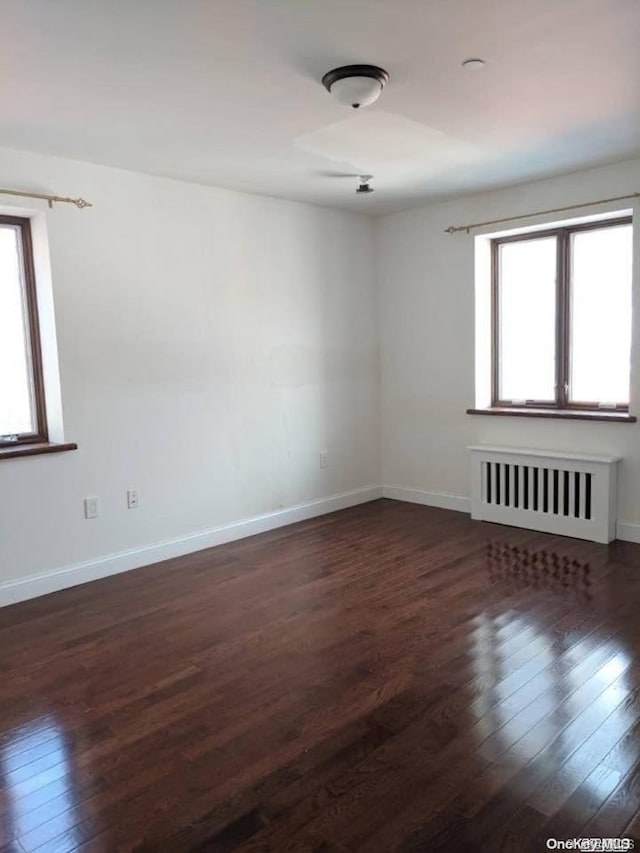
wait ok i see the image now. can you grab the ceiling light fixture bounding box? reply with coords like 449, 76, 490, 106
356, 175, 374, 194
461, 58, 486, 70
322, 65, 389, 109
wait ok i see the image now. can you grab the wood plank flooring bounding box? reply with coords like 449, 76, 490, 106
1, 498, 640, 851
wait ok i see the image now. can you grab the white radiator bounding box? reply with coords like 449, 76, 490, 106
469, 446, 620, 544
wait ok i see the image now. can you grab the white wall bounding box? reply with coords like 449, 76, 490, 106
6, 146, 640, 604
0, 148, 380, 594
377, 157, 640, 537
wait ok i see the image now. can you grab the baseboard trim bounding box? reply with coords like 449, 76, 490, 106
0, 485, 383, 608
6, 485, 637, 607
384, 485, 640, 545
382, 485, 471, 514
616, 521, 640, 544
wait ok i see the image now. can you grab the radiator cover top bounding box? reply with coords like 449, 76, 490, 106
469, 446, 620, 544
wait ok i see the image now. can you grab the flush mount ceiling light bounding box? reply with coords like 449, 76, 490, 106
461, 58, 486, 71
322, 65, 389, 109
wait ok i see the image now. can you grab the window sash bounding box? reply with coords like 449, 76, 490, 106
491, 216, 632, 412
0, 216, 48, 447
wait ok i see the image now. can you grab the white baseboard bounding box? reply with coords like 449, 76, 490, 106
616, 521, 640, 544
384, 485, 640, 545
5, 483, 637, 608
0, 485, 382, 608
382, 485, 471, 514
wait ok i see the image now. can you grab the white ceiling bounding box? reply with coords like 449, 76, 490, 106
2, 0, 640, 214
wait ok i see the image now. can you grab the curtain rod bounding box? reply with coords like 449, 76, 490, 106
444, 192, 639, 234
0, 188, 92, 209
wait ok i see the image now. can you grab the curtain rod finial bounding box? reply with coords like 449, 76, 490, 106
0, 189, 92, 209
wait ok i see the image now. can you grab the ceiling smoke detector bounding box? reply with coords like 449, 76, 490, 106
356, 175, 374, 194
322, 65, 389, 109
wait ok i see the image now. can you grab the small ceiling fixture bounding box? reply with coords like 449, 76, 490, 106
461, 57, 486, 71
322, 64, 389, 109
356, 175, 374, 194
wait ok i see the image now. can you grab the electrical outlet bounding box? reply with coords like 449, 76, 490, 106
127, 489, 139, 509
319, 450, 329, 468
84, 497, 99, 519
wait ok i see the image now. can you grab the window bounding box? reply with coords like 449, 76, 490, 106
0, 215, 48, 447
491, 216, 633, 413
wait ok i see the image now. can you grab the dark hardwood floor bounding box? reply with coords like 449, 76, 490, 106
2, 498, 640, 852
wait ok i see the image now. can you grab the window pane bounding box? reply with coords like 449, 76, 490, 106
570, 224, 632, 404
498, 236, 557, 402
0, 226, 36, 436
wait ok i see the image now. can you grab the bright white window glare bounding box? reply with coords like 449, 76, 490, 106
570, 225, 632, 404
0, 226, 36, 436
498, 237, 557, 401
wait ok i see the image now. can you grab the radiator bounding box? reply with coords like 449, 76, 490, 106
469, 446, 620, 543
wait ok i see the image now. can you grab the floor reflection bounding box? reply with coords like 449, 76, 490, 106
0, 714, 82, 849
470, 555, 634, 814
486, 540, 593, 603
